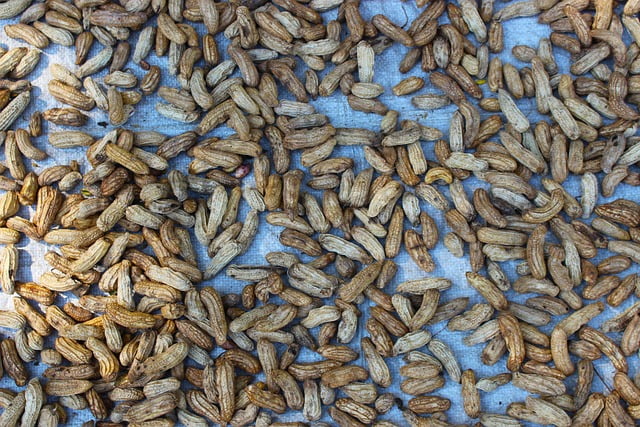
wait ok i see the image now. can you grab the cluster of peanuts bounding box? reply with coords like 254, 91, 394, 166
0, 0, 640, 426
